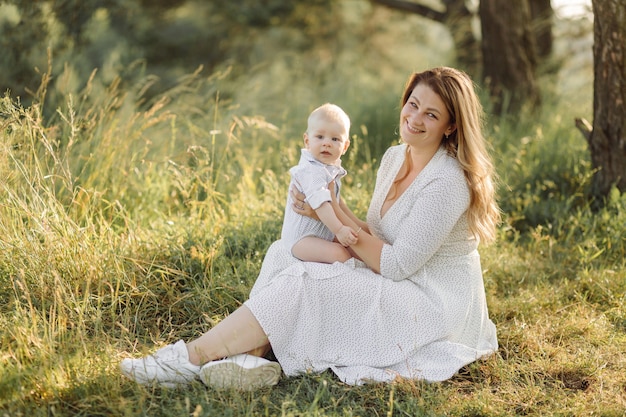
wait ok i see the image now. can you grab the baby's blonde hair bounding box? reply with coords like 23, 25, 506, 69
307, 103, 351, 138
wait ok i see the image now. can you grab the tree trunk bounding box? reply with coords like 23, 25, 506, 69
529, 0, 553, 59
480, 0, 540, 115
588, 0, 626, 196
442, 0, 481, 78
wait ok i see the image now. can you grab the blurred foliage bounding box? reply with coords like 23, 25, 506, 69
1, 0, 457, 171
0, 0, 338, 107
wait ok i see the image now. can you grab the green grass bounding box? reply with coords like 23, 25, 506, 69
1, 65, 625, 417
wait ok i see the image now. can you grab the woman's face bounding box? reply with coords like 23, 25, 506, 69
400, 83, 455, 150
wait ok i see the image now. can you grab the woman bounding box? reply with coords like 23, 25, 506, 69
120, 66, 501, 390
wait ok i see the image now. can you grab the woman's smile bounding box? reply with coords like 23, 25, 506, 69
405, 121, 424, 135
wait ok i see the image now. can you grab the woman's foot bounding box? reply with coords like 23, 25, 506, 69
119, 340, 200, 388
199, 354, 282, 390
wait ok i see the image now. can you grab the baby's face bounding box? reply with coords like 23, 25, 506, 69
304, 118, 350, 165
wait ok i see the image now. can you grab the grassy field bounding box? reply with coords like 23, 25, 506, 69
0, 62, 625, 417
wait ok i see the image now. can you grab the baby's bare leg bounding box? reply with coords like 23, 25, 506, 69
292, 236, 352, 263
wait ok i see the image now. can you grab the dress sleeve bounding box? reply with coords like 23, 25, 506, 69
379, 168, 471, 281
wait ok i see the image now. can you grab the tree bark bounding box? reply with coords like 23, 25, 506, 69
588, 0, 626, 196
529, 0, 553, 59
480, 0, 540, 115
443, 0, 481, 77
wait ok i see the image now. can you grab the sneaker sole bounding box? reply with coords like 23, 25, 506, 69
121, 368, 193, 389
200, 361, 282, 390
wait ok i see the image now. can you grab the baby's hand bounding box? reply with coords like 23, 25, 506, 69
335, 225, 359, 247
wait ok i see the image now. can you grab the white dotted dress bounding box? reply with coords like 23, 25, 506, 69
245, 144, 498, 385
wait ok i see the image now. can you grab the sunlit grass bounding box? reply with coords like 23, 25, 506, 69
1, 58, 624, 417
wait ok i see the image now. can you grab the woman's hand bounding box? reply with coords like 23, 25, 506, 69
290, 187, 319, 220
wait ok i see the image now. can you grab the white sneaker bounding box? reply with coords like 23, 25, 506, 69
199, 354, 282, 390
119, 340, 201, 388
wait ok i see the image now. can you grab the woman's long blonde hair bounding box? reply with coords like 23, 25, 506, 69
399, 67, 501, 243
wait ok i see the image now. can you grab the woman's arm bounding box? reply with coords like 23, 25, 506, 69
291, 185, 382, 271
329, 192, 383, 273
291, 185, 368, 232
338, 198, 369, 234
324, 182, 383, 271
314, 202, 358, 247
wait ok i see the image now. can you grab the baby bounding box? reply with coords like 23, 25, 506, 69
281, 103, 358, 263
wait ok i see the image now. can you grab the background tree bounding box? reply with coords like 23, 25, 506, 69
529, 0, 554, 59
577, 0, 626, 197
479, 0, 540, 115
371, 0, 550, 115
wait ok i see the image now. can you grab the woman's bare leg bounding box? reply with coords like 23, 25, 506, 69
186, 305, 270, 366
